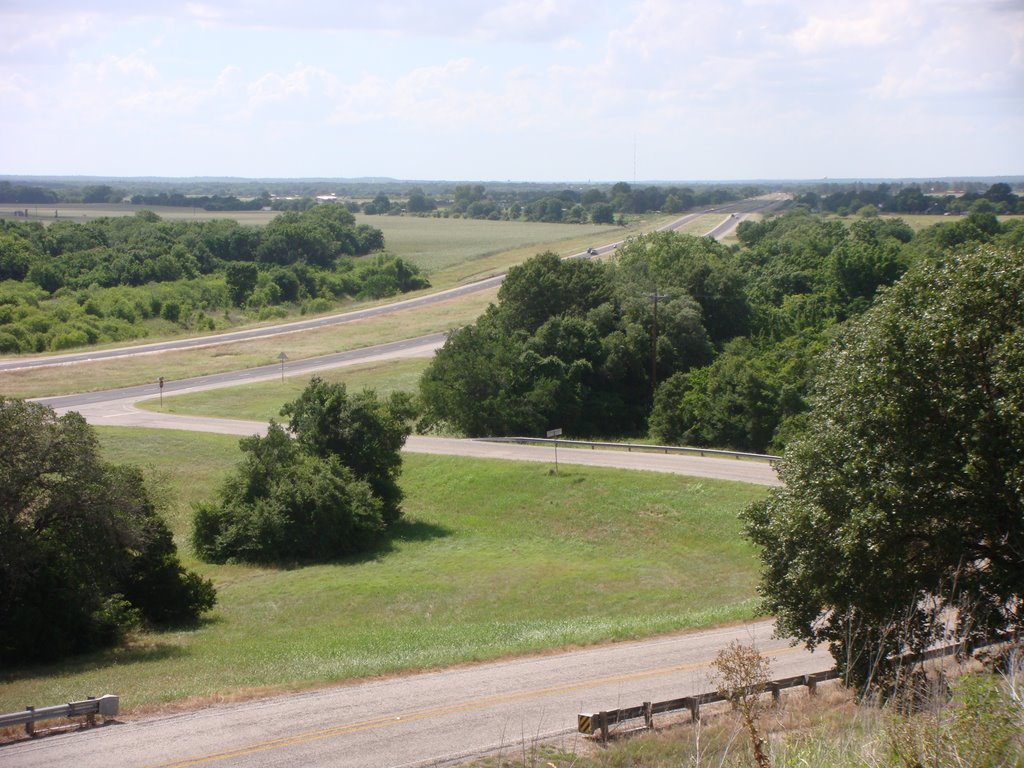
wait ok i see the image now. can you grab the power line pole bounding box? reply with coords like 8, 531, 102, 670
645, 291, 668, 395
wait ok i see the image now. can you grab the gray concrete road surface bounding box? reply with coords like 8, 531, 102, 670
2, 620, 831, 768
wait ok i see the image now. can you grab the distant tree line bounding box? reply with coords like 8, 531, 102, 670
0, 205, 427, 354
797, 181, 1022, 216
1, 179, 753, 223
419, 208, 1024, 454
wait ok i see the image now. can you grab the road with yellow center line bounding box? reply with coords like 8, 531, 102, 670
8, 623, 831, 768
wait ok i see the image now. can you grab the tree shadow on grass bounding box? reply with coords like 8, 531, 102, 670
328, 517, 453, 566
1, 640, 191, 682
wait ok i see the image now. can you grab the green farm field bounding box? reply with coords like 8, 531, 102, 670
352, 213, 631, 283
0, 427, 767, 715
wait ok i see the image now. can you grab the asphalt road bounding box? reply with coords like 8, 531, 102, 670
3, 620, 832, 768
3, 198, 803, 766
36, 336, 780, 487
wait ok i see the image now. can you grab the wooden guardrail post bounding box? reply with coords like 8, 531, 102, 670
687, 696, 700, 722
25, 706, 34, 737
598, 711, 610, 743
804, 675, 817, 695
643, 701, 653, 729
769, 683, 781, 704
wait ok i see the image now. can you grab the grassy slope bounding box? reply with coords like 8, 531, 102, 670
0, 427, 766, 714
135, 357, 429, 420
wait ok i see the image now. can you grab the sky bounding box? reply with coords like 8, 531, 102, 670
2, 0, 1022, 183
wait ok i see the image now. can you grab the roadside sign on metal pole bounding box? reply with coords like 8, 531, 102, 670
277, 352, 288, 383
546, 428, 562, 474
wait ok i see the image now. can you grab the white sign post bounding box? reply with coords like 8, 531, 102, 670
546, 428, 563, 474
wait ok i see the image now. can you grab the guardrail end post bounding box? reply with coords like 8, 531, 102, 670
25, 706, 34, 737
643, 701, 653, 729
86, 696, 96, 727
97, 694, 120, 718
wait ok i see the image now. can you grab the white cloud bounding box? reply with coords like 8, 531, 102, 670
0, 12, 100, 55
789, 1, 913, 54
247, 65, 337, 107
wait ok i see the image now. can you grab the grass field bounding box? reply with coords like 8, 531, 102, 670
0, 427, 767, 714
135, 357, 430, 420
352, 213, 629, 281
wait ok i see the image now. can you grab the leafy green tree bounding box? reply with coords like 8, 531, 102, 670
225, 262, 258, 306
743, 245, 1024, 691
193, 380, 412, 563
281, 378, 414, 524
615, 232, 750, 344
353, 255, 430, 299
406, 188, 436, 213
495, 251, 612, 334
590, 202, 615, 224
191, 424, 384, 563
0, 399, 215, 664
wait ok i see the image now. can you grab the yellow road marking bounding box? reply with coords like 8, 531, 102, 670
148, 643, 807, 768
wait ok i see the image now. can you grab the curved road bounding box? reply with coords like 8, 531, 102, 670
3, 199, 805, 766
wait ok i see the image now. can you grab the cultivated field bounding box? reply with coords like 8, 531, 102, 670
353, 213, 629, 281
0, 428, 766, 714
0, 203, 281, 226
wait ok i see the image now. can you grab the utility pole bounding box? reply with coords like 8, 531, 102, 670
645, 291, 668, 395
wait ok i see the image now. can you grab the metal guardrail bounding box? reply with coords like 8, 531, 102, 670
479, 436, 781, 463
578, 642, 971, 741
0, 695, 119, 737
578, 671, 837, 741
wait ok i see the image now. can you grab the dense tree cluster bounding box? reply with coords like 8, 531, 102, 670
192, 379, 413, 564
743, 245, 1024, 691
419, 248, 717, 437
420, 208, 1023, 453
0, 399, 216, 664
0, 206, 427, 353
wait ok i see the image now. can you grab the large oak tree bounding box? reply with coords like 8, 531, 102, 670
743, 245, 1024, 690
